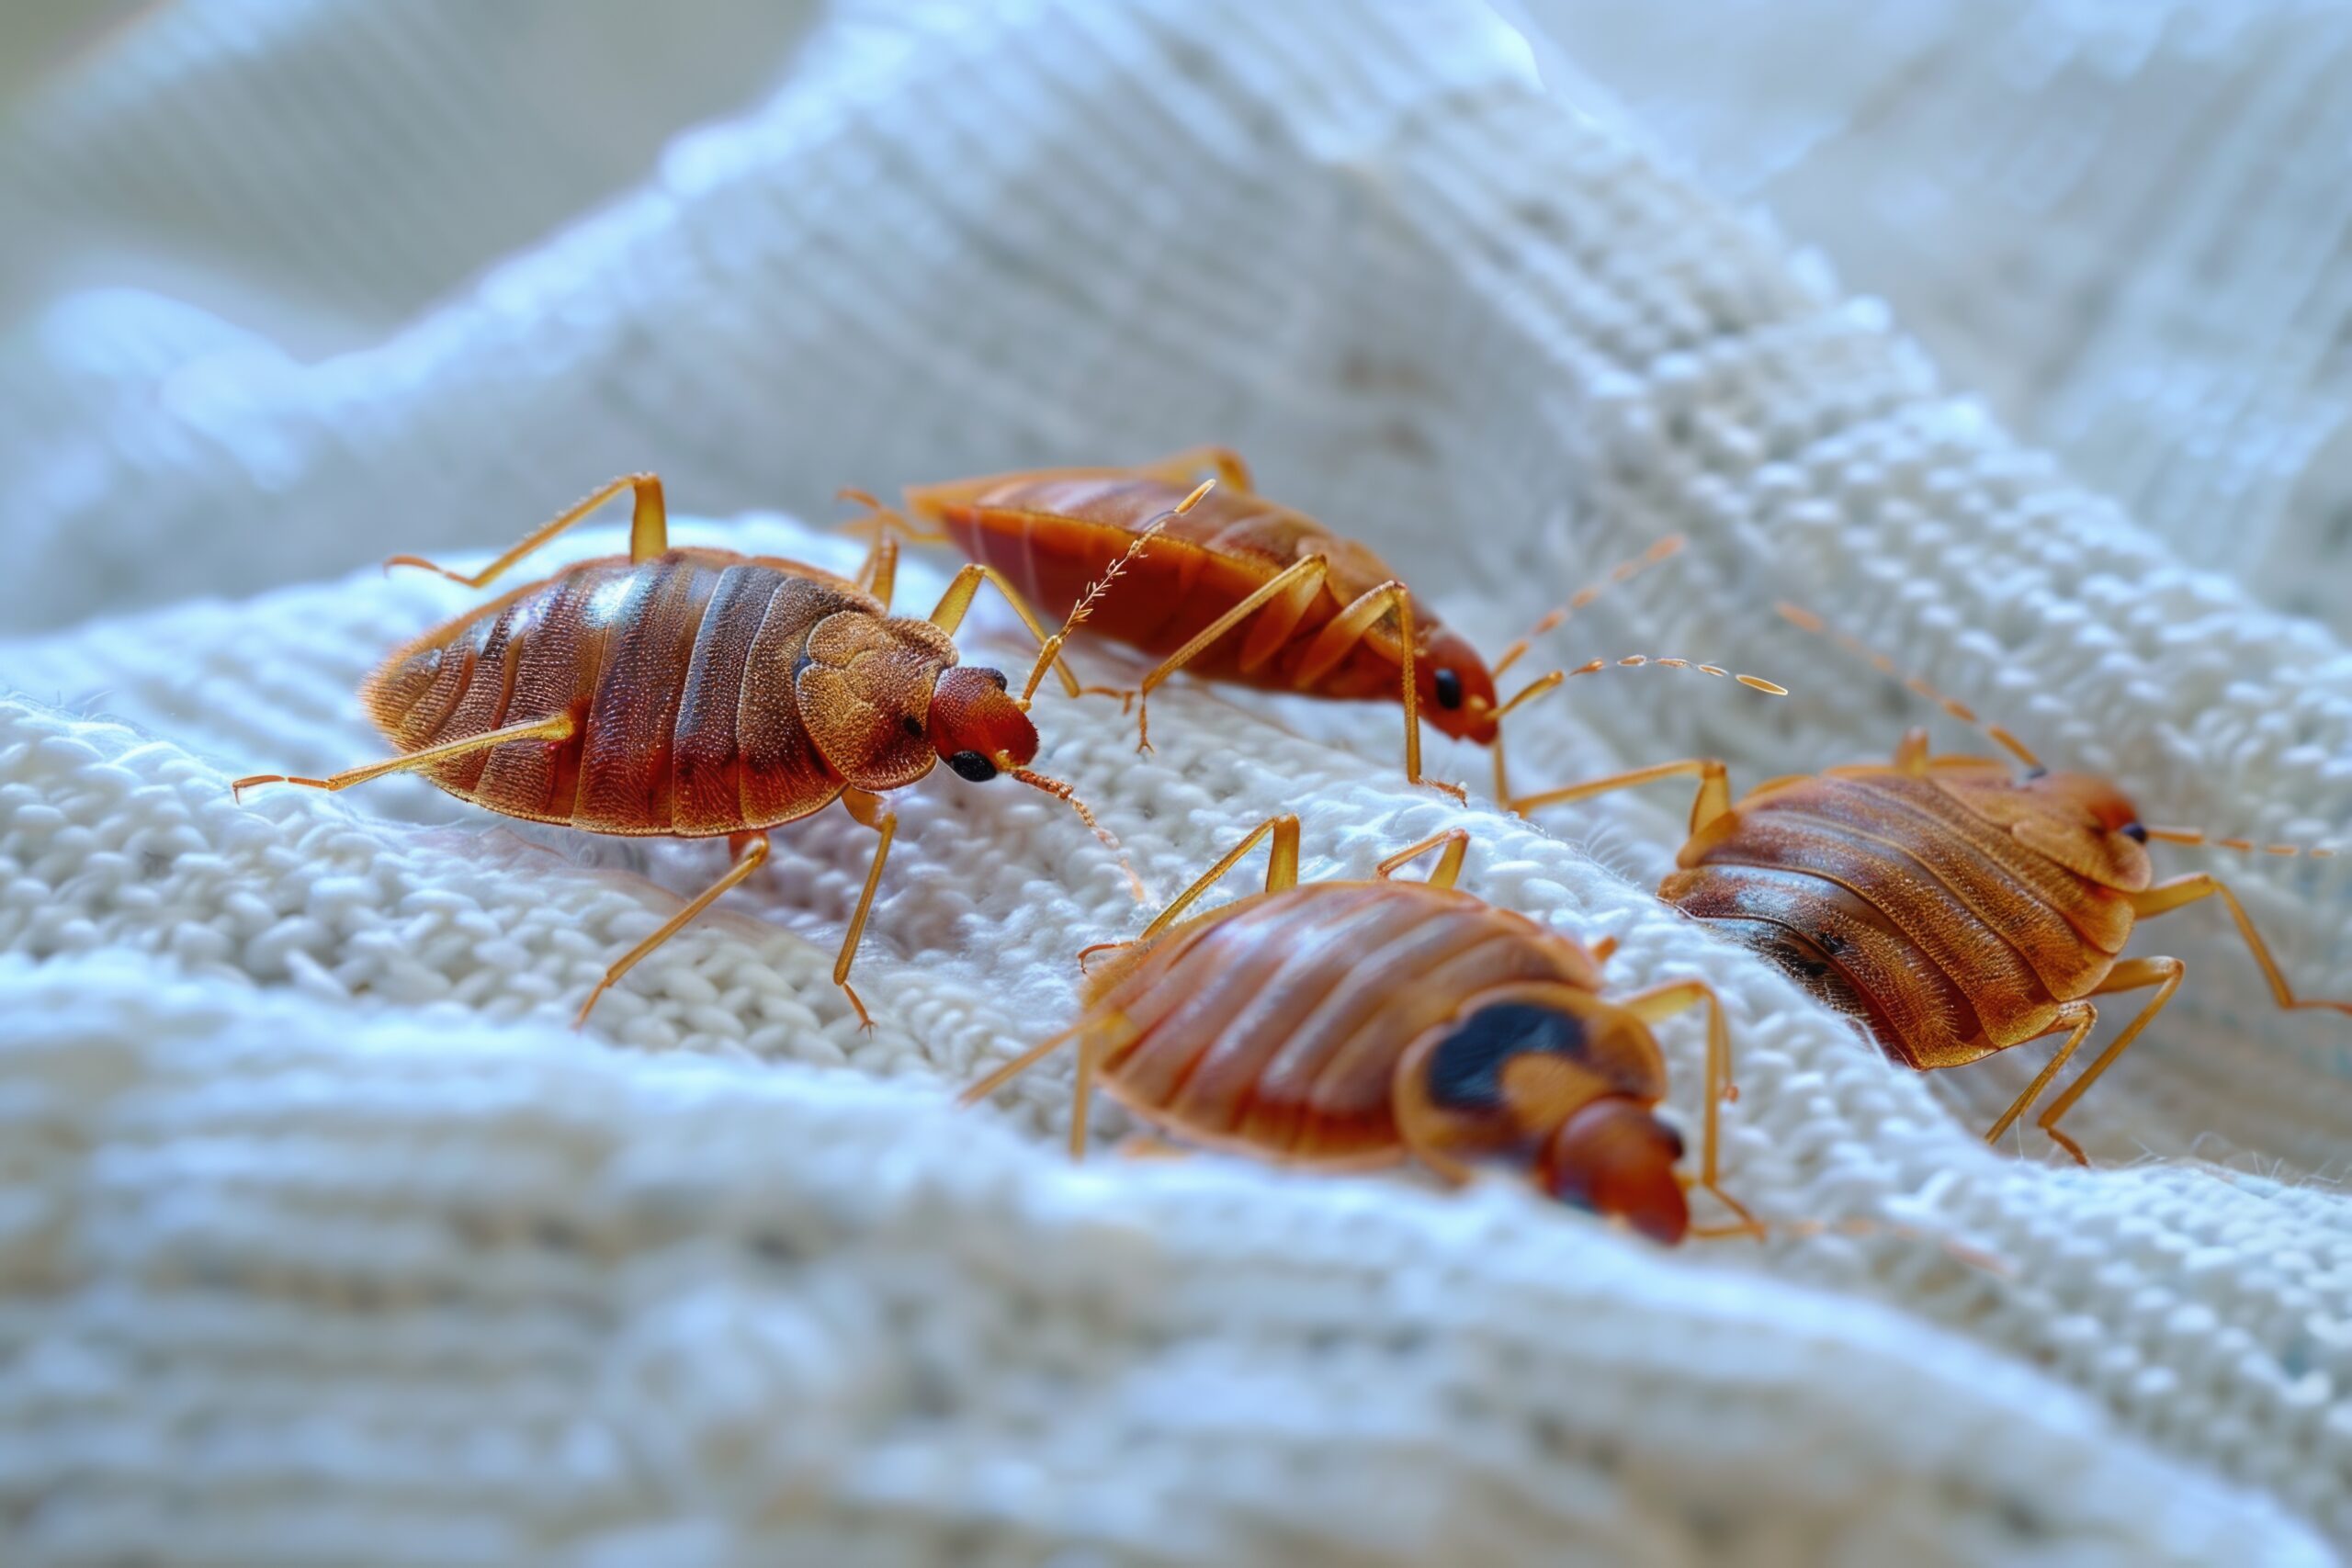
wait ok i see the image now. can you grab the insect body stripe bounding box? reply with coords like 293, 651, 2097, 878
1122, 888, 1398, 1127
1758, 792, 2109, 999
577, 556, 723, 833
1863, 775, 2134, 954
1691, 810, 2058, 1047
1671, 862, 1981, 1064
672, 564, 782, 836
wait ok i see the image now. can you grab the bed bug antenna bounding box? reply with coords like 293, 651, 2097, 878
1488, 650, 1788, 808
1010, 764, 1147, 902
835, 486, 947, 545
1774, 601, 2042, 771
1017, 479, 1215, 708
1490, 533, 1688, 679
2136, 824, 2341, 860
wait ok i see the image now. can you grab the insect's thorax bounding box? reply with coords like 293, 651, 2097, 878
363, 551, 882, 837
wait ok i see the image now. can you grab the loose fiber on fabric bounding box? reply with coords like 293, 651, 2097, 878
3, 0, 2350, 1560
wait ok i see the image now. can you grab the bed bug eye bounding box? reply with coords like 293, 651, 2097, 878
901, 715, 925, 739
1432, 668, 1464, 710
2121, 822, 2148, 842
947, 750, 999, 783
984, 669, 1009, 692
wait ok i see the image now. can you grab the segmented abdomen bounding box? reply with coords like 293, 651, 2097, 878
1659, 773, 2128, 1069
937, 476, 1427, 701
362, 549, 865, 836
1087, 881, 1597, 1163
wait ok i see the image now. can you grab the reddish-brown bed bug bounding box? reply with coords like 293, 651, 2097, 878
960, 812, 1759, 1244
233, 472, 1200, 1027
1513, 603, 2352, 1163
893, 447, 1784, 801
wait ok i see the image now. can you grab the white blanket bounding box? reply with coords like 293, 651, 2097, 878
4, 1, 2348, 1561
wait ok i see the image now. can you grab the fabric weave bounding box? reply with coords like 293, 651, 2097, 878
3, 0, 2348, 1560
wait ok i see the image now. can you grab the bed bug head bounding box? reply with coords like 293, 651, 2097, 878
1537, 1097, 1690, 1247
1419, 630, 1501, 744
928, 664, 1037, 782
2014, 757, 2343, 873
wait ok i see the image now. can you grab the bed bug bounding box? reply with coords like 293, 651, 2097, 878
232, 472, 1194, 1027
892, 446, 1784, 801
959, 812, 1759, 1244
1512, 603, 2352, 1163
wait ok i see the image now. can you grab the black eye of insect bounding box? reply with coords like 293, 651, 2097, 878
2121, 822, 2148, 843
947, 750, 1000, 783
984, 669, 1009, 692
901, 715, 925, 740
1432, 668, 1464, 710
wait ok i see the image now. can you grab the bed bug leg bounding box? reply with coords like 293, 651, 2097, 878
1620, 978, 1762, 1238
957, 1010, 1139, 1160
856, 531, 899, 606
386, 473, 668, 586
1131, 554, 1328, 756
836, 488, 950, 605
2132, 873, 2352, 1016
1982, 1000, 2098, 1162
830, 788, 899, 1031
1375, 829, 1471, 889
573, 833, 769, 1029
1510, 756, 1736, 837
232, 710, 577, 800
1295, 579, 1465, 800
2005, 957, 2188, 1163
926, 564, 1083, 699
960, 1018, 1091, 1106
1072, 812, 1303, 974
1132, 814, 1303, 942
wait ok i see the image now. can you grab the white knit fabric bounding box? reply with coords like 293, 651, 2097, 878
3, 0, 2350, 1562
1507, 0, 2352, 637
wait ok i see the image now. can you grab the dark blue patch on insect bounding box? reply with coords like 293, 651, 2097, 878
1426, 1002, 1587, 1111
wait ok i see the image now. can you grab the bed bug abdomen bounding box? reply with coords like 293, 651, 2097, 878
364, 551, 875, 836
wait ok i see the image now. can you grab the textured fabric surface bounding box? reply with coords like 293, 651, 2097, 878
1510, 0, 2352, 635
3, 0, 2350, 1562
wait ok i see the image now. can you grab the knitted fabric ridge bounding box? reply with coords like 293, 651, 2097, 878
2, 0, 2349, 1562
